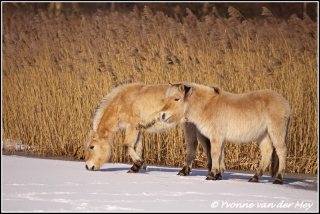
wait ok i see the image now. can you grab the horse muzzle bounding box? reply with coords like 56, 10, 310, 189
85, 164, 96, 171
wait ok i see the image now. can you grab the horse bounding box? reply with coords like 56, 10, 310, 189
84, 82, 220, 177
159, 82, 290, 184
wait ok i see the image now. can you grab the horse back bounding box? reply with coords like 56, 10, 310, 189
218, 89, 290, 116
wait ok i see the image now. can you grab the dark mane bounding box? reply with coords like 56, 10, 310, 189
211, 86, 220, 94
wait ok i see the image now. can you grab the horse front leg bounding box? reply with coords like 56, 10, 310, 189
178, 122, 198, 176
123, 127, 145, 173
193, 130, 224, 180
206, 139, 222, 180
215, 145, 226, 180
134, 132, 147, 171
197, 131, 213, 177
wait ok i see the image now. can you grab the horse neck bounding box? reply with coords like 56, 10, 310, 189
185, 87, 217, 123
94, 118, 117, 140
92, 104, 118, 140
92, 89, 121, 135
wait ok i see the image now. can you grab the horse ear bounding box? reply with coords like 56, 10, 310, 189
178, 84, 185, 92
184, 85, 192, 97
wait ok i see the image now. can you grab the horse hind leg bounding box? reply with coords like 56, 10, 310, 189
271, 148, 283, 184
178, 122, 198, 176
248, 135, 273, 183
269, 119, 288, 184
123, 127, 145, 173
270, 136, 287, 185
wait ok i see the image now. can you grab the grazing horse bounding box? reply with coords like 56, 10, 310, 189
160, 83, 290, 184
84, 82, 217, 177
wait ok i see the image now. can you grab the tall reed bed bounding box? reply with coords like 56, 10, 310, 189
2, 4, 317, 173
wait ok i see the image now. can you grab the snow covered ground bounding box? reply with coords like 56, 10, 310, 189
1, 155, 318, 212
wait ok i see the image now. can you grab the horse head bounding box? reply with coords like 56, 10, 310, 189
84, 130, 112, 171
160, 83, 192, 124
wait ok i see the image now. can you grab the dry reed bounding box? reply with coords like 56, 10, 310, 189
2, 4, 318, 174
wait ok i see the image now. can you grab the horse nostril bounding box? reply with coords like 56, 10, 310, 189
161, 113, 166, 120
86, 165, 96, 171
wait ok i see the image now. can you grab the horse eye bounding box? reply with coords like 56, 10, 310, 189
89, 146, 95, 149
174, 98, 180, 101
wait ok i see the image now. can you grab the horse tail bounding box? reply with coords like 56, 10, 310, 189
270, 148, 279, 178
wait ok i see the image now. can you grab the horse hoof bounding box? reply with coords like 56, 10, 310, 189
214, 172, 223, 180
128, 162, 141, 172
206, 175, 217, 180
273, 179, 283, 185
248, 177, 259, 182
177, 166, 190, 176
215, 175, 223, 180
177, 171, 187, 176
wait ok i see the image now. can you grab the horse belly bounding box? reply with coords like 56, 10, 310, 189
225, 121, 268, 144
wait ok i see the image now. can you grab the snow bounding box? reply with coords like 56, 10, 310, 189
1, 155, 318, 212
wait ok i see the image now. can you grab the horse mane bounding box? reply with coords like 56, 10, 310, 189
192, 82, 221, 95
92, 80, 135, 131
114, 79, 133, 88
211, 86, 220, 94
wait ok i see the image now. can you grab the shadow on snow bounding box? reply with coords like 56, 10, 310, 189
98, 165, 304, 185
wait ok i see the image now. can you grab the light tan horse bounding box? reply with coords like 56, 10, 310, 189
85, 82, 217, 176
160, 83, 290, 184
